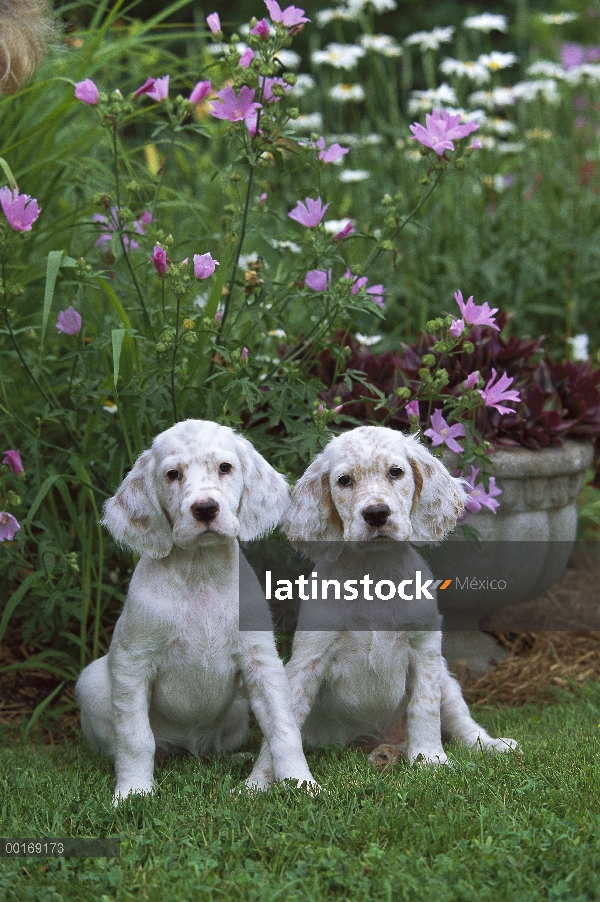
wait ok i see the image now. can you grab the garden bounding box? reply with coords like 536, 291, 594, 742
2, 0, 600, 898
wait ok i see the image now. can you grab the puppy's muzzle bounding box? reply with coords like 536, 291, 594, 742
190, 499, 220, 522
361, 504, 391, 528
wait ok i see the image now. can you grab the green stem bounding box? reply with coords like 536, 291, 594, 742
171, 291, 182, 423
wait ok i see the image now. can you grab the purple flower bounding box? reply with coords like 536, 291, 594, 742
449, 318, 465, 338
345, 270, 386, 309
152, 245, 168, 275
241, 347, 249, 360
215, 310, 223, 322
93, 207, 149, 251
0, 511, 20, 542
288, 196, 329, 227
406, 400, 420, 418
193, 252, 219, 279
206, 12, 221, 34
259, 192, 267, 204
478, 369, 521, 415
134, 77, 155, 97
410, 108, 479, 156
464, 466, 502, 515
454, 290, 499, 330
0, 186, 41, 231
561, 42, 585, 70
463, 372, 479, 390
56, 306, 82, 335
333, 221, 354, 241
264, 0, 309, 27
135, 76, 169, 101
239, 48, 255, 68
471, 139, 483, 150
251, 18, 271, 37
75, 79, 99, 105
190, 80, 212, 104
260, 76, 291, 103
210, 85, 262, 122
424, 409, 466, 454
305, 269, 331, 291
2, 450, 24, 477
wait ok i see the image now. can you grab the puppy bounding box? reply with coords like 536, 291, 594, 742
246, 426, 518, 788
75, 419, 316, 802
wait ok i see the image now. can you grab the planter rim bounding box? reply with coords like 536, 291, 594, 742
445, 437, 594, 478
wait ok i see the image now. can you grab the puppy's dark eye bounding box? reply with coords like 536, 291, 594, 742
389, 467, 404, 479
166, 469, 181, 481
338, 474, 352, 487
219, 462, 233, 474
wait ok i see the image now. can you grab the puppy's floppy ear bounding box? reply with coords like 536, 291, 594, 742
404, 435, 468, 542
283, 446, 344, 542
234, 435, 290, 540
101, 450, 173, 558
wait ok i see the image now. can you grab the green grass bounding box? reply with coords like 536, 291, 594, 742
1, 685, 600, 901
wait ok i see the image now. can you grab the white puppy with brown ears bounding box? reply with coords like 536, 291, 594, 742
246, 425, 517, 788
75, 419, 316, 803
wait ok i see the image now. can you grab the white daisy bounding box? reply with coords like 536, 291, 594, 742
404, 27, 455, 52
275, 49, 301, 69
329, 82, 366, 102
408, 83, 457, 113
468, 87, 517, 108
347, 0, 398, 10
312, 43, 366, 69
339, 169, 370, 182
527, 60, 568, 79
439, 57, 491, 85
359, 34, 403, 58
511, 79, 560, 103
567, 334, 589, 361
316, 8, 360, 26
540, 12, 578, 25
324, 218, 354, 234
291, 74, 316, 96
286, 112, 324, 131
478, 51, 518, 71
269, 239, 302, 253
495, 141, 525, 153
565, 63, 600, 85
463, 13, 508, 32
355, 333, 382, 346
486, 116, 517, 135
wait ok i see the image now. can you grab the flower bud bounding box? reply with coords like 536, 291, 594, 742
422, 354, 436, 367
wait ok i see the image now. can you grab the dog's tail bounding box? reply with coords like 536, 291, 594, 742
0, 0, 54, 95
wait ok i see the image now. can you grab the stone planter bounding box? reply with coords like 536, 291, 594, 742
432, 439, 594, 626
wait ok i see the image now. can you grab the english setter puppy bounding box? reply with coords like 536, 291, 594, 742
246, 426, 517, 788
75, 419, 316, 802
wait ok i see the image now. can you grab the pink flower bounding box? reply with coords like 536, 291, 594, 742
333, 221, 354, 241
56, 306, 82, 335
345, 270, 386, 309
406, 400, 420, 418
463, 372, 479, 390
424, 409, 466, 454
0, 511, 20, 542
190, 80, 212, 104
0, 186, 41, 231
471, 139, 483, 150
317, 136, 349, 163
135, 76, 169, 101
152, 245, 168, 275
74, 79, 99, 105
305, 269, 331, 291
2, 450, 24, 477
463, 466, 502, 515
93, 207, 149, 250
210, 85, 262, 122
454, 290, 499, 330
193, 252, 219, 279
239, 48, 255, 68
478, 369, 521, 415
259, 192, 267, 204
288, 196, 329, 227
206, 12, 221, 34
264, 0, 309, 27
134, 77, 155, 97
251, 18, 271, 37
260, 76, 291, 103
449, 318, 465, 338
410, 108, 479, 156
241, 347, 249, 360
215, 310, 223, 322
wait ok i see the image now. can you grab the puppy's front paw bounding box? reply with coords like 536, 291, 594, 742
113, 782, 153, 805
483, 737, 520, 754
368, 743, 407, 771
243, 772, 274, 793
409, 749, 449, 767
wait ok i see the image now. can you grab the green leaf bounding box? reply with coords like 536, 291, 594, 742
112, 328, 126, 392
0, 572, 40, 645
0, 155, 17, 189
97, 277, 133, 329
41, 250, 65, 348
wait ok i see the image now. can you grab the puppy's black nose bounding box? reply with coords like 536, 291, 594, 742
362, 504, 391, 528
191, 499, 220, 522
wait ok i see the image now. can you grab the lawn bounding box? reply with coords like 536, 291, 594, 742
1, 684, 600, 902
